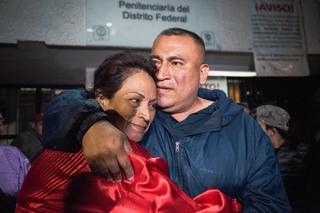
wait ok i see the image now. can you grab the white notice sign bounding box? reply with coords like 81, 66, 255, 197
86, 0, 220, 50
251, 0, 309, 76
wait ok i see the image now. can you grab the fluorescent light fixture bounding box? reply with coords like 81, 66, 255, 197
208, 70, 256, 77
86, 28, 94, 32
106, 22, 112, 27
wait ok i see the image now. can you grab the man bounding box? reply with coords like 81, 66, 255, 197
0, 109, 10, 145
43, 28, 291, 211
12, 112, 44, 162
256, 105, 290, 150
0, 111, 5, 136
256, 104, 310, 211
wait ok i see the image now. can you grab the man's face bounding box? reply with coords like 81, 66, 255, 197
34, 120, 43, 137
258, 120, 285, 149
151, 35, 208, 114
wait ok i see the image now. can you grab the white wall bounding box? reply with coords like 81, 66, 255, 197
0, 0, 252, 51
0, 0, 319, 53
215, 1, 252, 52
302, 0, 320, 54
0, 0, 85, 45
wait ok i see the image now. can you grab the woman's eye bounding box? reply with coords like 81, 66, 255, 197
130, 98, 140, 105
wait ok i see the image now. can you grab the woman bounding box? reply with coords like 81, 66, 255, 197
16, 52, 241, 212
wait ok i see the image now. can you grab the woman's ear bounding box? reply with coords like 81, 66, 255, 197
95, 90, 109, 110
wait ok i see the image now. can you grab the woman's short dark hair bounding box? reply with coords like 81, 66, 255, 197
93, 52, 157, 99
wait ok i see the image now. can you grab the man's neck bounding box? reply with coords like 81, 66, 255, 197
171, 98, 214, 122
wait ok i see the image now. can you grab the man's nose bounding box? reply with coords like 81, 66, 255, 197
156, 62, 170, 80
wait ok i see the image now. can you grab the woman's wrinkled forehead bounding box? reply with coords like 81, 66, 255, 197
120, 70, 157, 97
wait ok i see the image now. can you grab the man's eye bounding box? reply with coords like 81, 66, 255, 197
149, 102, 157, 110
151, 60, 161, 67
171, 61, 182, 66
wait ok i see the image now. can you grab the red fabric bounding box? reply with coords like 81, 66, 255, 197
16, 141, 241, 213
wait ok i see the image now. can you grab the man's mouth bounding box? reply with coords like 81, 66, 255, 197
157, 85, 172, 93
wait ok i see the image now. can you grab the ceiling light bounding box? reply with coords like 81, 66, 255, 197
208, 70, 256, 77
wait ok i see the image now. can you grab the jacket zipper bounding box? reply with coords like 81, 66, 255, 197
175, 141, 180, 152
175, 141, 184, 189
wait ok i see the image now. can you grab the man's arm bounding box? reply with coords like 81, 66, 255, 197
82, 120, 134, 182
42, 89, 134, 181
240, 121, 291, 212
42, 89, 105, 150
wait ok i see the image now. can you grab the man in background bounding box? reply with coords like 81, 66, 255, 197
256, 104, 311, 211
256, 105, 290, 150
12, 112, 44, 162
0, 111, 5, 136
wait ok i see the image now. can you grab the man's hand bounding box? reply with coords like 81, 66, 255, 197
82, 120, 134, 182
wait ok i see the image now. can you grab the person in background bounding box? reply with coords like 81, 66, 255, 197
0, 111, 5, 136
0, 108, 10, 145
12, 112, 44, 162
256, 105, 290, 150
41, 28, 291, 212
0, 106, 17, 145
256, 104, 312, 211
0, 145, 30, 213
1, 106, 30, 212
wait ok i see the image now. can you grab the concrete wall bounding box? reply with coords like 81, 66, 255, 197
1, 0, 319, 53
302, 0, 320, 54
0, 0, 85, 46
0, 0, 251, 52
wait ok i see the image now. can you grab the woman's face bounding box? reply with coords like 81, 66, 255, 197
101, 70, 157, 142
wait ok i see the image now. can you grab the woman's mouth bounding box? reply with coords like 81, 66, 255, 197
128, 123, 146, 132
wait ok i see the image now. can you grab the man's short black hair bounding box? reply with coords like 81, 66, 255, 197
155, 28, 206, 62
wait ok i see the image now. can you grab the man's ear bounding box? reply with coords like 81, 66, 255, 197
267, 127, 277, 137
30, 121, 36, 129
199, 63, 209, 85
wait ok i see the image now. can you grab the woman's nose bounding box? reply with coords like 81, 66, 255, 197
137, 105, 150, 121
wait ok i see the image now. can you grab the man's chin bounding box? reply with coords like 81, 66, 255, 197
157, 95, 174, 106
157, 103, 176, 113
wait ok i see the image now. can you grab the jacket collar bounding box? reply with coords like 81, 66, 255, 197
156, 88, 242, 139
